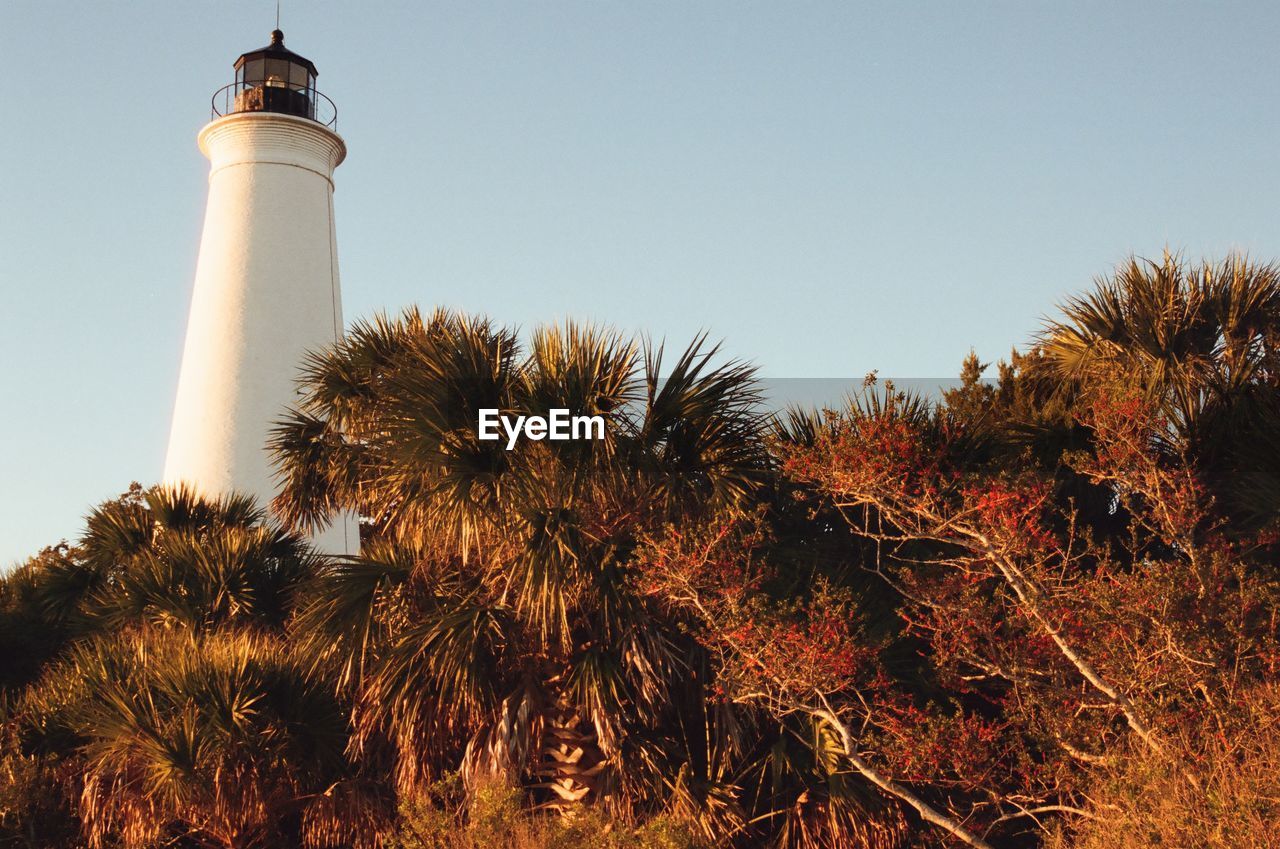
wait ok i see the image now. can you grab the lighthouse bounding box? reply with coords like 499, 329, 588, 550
164, 30, 356, 554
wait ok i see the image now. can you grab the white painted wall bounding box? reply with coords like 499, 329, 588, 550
164, 111, 356, 554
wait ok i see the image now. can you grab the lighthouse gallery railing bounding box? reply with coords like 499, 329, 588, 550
211, 81, 338, 129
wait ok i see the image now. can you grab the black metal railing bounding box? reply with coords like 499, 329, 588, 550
211, 82, 337, 128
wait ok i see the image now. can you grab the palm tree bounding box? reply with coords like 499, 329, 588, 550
2, 486, 352, 849
29, 629, 385, 849
1039, 252, 1280, 529
32, 484, 315, 638
271, 309, 789, 833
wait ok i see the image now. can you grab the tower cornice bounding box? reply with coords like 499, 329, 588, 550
199, 112, 346, 185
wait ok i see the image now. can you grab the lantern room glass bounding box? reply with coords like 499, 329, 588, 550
230, 31, 319, 121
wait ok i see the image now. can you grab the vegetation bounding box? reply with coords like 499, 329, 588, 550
2, 253, 1278, 847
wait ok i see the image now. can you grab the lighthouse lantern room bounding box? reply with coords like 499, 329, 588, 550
213, 29, 335, 126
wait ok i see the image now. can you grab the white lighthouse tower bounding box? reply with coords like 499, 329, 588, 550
165, 30, 355, 554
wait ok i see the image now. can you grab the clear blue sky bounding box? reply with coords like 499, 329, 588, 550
2, 1, 1278, 566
